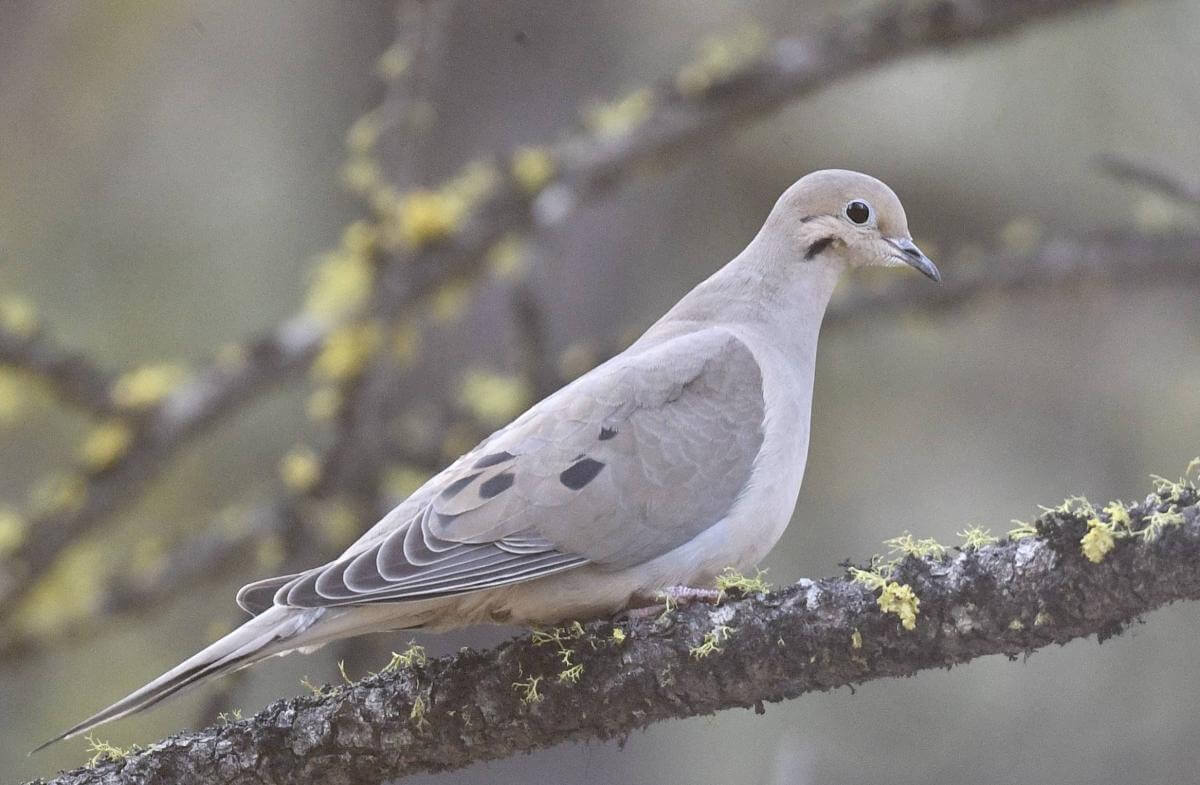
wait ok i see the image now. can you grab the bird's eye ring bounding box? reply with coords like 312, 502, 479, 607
844, 200, 872, 225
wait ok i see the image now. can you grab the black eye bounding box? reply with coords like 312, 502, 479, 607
845, 200, 871, 225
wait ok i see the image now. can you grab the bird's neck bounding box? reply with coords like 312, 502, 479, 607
650, 231, 844, 359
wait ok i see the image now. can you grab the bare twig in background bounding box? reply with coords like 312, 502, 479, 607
0, 316, 117, 415
1096, 153, 1200, 207
28, 475, 1200, 785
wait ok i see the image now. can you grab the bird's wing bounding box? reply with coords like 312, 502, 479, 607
239, 328, 765, 612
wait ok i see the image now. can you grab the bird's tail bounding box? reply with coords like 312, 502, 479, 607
32, 605, 325, 753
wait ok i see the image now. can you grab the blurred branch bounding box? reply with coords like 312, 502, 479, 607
31, 474, 1200, 785
0, 315, 326, 624
827, 229, 1200, 325
1097, 154, 1200, 207
0, 314, 117, 415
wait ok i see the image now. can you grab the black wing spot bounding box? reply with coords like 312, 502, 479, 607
560, 457, 605, 490
441, 471, 482, 500
479, 471, 515, 499
473, 450, 514, 469
804, 236, 835, 260
599, 426, 617, 441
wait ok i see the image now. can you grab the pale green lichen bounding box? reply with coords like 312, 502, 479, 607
557, 664, 584, 684
111, 363, 188, 409
689, 625, 735, 659
883, 531, 948, 560
381, 641, 428, 673
513, 675, 544, 704
510, 146, 556, 194
459, 370, 532, 427
1081, 518, 1116, 563
714, 566, 771, 599
850, 629, 863, 649
84, 734, 136, 767
1007, 520, 1039, 540
957, 526, 999, 549
78, 420, 133, 471
312, 323, 382, 381
279, 446, 321, 492
410, 696, 431, 731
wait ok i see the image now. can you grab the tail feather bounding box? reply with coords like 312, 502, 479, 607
32, 606, 322, 754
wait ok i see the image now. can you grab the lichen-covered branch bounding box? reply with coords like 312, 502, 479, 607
28, 473, 1199, 785
0, 307, 118, 415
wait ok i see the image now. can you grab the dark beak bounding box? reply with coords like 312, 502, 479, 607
888, 237, 941, 283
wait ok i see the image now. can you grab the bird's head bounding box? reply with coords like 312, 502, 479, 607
767, 169, 940, 282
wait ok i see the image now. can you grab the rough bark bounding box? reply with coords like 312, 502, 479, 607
28, 479, 1200, 785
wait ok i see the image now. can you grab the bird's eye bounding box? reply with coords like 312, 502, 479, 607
844, 200, 871, 225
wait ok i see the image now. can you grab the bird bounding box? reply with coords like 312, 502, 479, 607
39, 169, 939, 750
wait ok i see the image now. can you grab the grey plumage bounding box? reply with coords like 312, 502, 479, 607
39, 169, 939, 750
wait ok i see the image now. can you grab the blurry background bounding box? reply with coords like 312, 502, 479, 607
2, 0, 1199, 783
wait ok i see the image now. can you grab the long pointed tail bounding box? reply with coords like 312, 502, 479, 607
33, 606, 323, 753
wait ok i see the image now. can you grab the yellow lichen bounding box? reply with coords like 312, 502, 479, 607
312, 323, 381, 381
383, 464, 431, 503
305, 250, 374, 322
714, 566, 771, 599
486, 234, 530, 281
429, 278, 472, 324
513, 675, 544, 704
376, 43, 411, 79
1080, 519, 1116, 563
690, 625, 735, 659
557, 342, 597, 381
998, 217, 1043, 253
611, 627, 627, 644
255, 534, 285, 570
957, 526, 999, 549
345, 112, 381, 154
674, 24, 766, 96
394, 190, 463, 249
0, 369, 29, 424
510, 146, 556, 193
111, 363, 188, 409
279, 446, 321, 492
341, 155, 382, 196
878, 582, 920, 630
306, 386, 342, 421
850, 629, 863, 649
391, 321, 423, 366
1008, 618, 1025, 631
458, 370, 531, 427
583, 87, 654, 139
1103, 501, 1132, 530
0, 296, 39, 337
315, 500, 360, 548
0, 508, 27, 556
78, 420, 133, 471
29, 472, 87, 517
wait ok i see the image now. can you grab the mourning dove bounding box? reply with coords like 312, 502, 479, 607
41, 169, 939, 749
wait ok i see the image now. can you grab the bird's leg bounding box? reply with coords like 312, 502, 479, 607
623, 585, 723, 620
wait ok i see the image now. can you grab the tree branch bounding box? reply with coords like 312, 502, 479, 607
1096, 153, 1200, 207
29, 473, 1199, 785
0, 315, 118, 415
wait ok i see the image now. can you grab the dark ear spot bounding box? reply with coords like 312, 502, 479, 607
479, 471, 515, 499
804, 236, 835, 260
441, 471, 482, 499
560, 457, 605, 490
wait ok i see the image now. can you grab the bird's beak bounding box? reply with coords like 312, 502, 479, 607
887, 237, 941, 282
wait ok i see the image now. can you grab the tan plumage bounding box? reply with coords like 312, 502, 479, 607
39, 169, 939, 750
